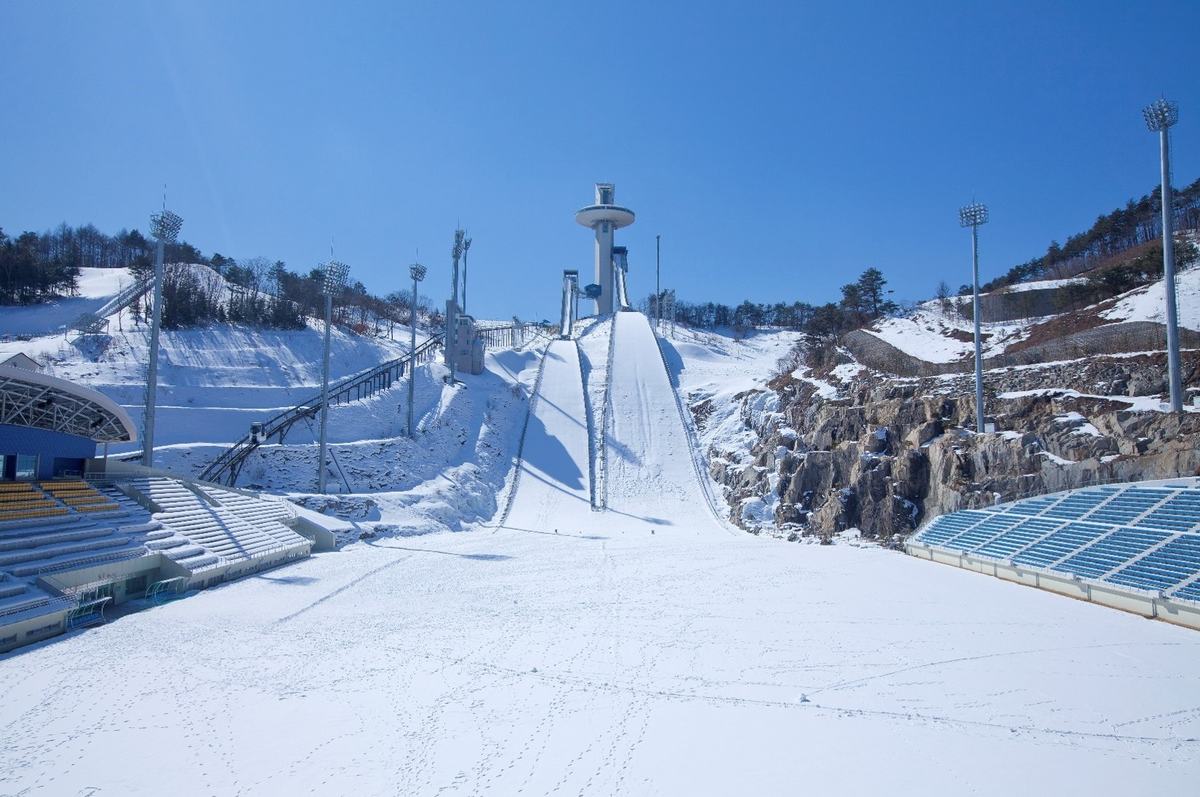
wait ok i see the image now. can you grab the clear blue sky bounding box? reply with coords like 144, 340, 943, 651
2, 1, 1198, 321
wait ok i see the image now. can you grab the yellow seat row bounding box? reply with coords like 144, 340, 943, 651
63, 495, 110, 506
0, 493, 49, 504
0, 499, 57, 511
75, 503, 120, 513
0, 507, 69, 522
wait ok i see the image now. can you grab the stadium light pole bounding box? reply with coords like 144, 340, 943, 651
959, 202, 989, 434
317, 260, 349, 493
142, 208, 183, 467
408, 262, 426, 438
461, 235, 471, 316
1143, 98, 1183, 413
655, 234, 661, 331
446, 230, 465, 384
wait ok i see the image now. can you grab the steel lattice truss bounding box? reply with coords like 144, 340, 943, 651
0, 368, 135, 443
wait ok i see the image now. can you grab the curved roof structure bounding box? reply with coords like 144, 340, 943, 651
574, 204, 635, 229
0, 365, 137, 443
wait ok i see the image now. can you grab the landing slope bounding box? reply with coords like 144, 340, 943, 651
504, 339, 593, 530
606, 312, 719, 530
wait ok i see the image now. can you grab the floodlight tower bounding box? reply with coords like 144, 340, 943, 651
408, 262, 426, 438
959, 202, 989, 434
1143, 98, 1183, 413
575, 183, 635, 315
142, 208, 183, 467
655, 234, 662, 331
445, 230, 466, 383
317, 260, 349, 493
461, 235, 472, 316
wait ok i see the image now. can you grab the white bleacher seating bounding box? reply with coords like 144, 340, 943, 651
123, 477, 309, 574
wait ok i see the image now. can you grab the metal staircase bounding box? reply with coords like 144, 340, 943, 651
198, 322, 548, 487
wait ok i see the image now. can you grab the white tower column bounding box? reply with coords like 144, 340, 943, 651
575, 183, 635, 316
595, 221, 614, 315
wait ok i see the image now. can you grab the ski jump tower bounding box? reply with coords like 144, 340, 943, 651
575, 183, 635, 315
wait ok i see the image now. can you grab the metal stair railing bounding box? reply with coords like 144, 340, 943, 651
199, 334, 444, 486
593, 316, 618, 511
651, 319, 741, 535
475, 322, 552, 351
71, 277, 153, 334
491, 339, 554, 528
198, 321, 549, 487
615, 265, 632, 311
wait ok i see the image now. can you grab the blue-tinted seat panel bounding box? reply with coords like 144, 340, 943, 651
1052, 528, 1170, 579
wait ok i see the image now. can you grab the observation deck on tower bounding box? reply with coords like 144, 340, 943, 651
575, 183, 635, 315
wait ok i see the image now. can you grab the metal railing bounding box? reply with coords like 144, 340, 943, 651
70, 278, 153, 335
492, 339, 554, 527
199, 335, 443, 486
0, 593, 73, 620
652, 322, 741, 534
576, 338, 598, 514
475, 322, 546, 351
592, 318, 618, 511
198, 321, 549, 487
35, 548, 147, 577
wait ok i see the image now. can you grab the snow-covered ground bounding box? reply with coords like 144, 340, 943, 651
660, 325, 797, 469
995, 276, 1088, 293
2, 312, 1198, 794
866, 302, 1033, 363
0, 266, 135, 337
863, 266, 1199, 366
1101, 264, 1200, 329
0, 303, 421, 458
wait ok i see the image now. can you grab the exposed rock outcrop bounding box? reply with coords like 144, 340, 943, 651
700, 350, 1200, 543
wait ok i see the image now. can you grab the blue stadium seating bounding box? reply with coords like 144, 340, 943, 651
1040, 488, 1116, 521
1051, 528, 1170, 579
1174, 579, 1200, 602
974, 517, 1063, 559
1011, 522, 1110, 568
1106, 534, 1200, 593
912, 480, 1200, 606
915, 510, 990, 546
942, 514, 1024, 553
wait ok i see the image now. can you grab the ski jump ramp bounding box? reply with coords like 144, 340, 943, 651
503, 339, 594, 532
604, 312, 726, 530
504, 312, 727, 535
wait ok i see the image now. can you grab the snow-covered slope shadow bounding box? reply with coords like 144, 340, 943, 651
502, 339, 595, 533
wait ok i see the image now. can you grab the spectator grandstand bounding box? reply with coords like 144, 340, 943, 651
0, 362, 334, 654
907, 478, 1200, 629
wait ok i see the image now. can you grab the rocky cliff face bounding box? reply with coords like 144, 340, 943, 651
701, 350, 1200, 543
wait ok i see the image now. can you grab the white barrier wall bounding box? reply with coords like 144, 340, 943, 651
906, 542, 1200, 631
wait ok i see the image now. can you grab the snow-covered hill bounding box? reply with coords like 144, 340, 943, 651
0, 266, 134, 337
0, 272, 426, 461
2, 312, 1197, 795
861, 266, 1200, 366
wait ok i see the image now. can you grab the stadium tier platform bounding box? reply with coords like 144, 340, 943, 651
0, 474, 318, 654
120, 476, 311, 581
906, 478, 1200, 629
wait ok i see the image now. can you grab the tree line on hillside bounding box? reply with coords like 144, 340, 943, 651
147, 256, 438, 333
0, 221, 437, 335
0, 228, 80, 304
643, 267, 899, 339
976, 176, 1200, 294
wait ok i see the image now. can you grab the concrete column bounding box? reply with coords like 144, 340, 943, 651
595, 221, 614, 315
